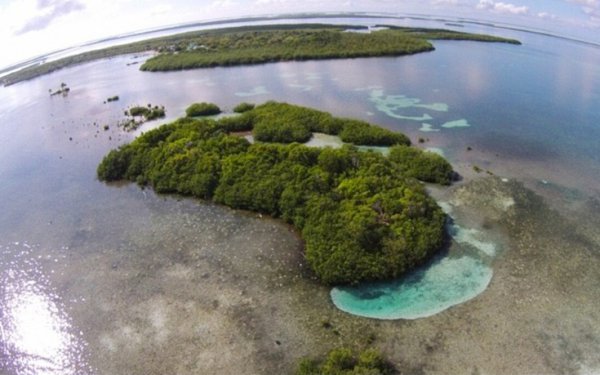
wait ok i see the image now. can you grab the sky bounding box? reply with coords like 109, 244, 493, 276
0, 0, 599, 70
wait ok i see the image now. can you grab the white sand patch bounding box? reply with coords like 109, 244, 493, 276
369, 89, 448, 122
304, 133, 344, 149
420, 123, 440, 132
437, 201, 454, 214
441, 119, 471, 128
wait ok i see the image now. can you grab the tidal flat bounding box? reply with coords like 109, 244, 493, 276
8, 176, 597, 375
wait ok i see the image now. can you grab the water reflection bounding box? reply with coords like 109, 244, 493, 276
0, 243, 91, 375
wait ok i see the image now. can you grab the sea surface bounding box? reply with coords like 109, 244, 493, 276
0, 16, 599, 374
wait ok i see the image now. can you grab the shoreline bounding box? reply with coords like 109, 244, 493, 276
1, 22, 518, 87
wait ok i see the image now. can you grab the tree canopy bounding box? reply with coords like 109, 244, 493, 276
139, 26, 519, 72
140, 28, 435, 71
296, 347, 393, 375
97, 102, 452, 284
185, 102, 222, 117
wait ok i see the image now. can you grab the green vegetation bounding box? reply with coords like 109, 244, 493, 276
107, 95, 119, 102
233, 102, 255, 113
296, 348, 393, 375
119, 104, 166, 131
185, 102, 221, 117
98, 102, 451, 285
338, 119, 410, 146
249, 101, 411, 146
128, 106, 150, 116
2, 23, 520, 86
140, 28, 435, 71
127, 104, 166, 120
146, 108, 165, 120
389, 145, 454, 185
378, 25, 522, 44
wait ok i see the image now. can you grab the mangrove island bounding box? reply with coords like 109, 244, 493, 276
140, 25, 520, 72
97, 102, 453, 285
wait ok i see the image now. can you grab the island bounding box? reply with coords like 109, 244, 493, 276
97, 102, 453, 285
141, 25, 520, 72
2, 24, 520, 86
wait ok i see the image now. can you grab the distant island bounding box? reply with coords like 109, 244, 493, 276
2, 24, 520, 86
98, 102, 453, 285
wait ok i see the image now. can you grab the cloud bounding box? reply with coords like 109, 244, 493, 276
537, 12, 557, 20
567, 0, 599, 6
567, 0, 600, 22
476, 0, 529, 15
574, 0, 600, 27
15, 0, 85, 35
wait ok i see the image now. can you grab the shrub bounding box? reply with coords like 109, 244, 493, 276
233, 102, 255, 113
145, 106, 166, 120
217, 113, 254, 132
296, 348, 393, 375
389, 145, 453, 185
129, 106, 150, 117
185, 102, 221, 117
339, 119, 410, 146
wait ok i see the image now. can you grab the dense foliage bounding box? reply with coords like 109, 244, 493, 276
249, 102, 411, 146
233, 102, 255, 113
140, 28, 435, 71
185, 102, 222, 117
97, 102, 450, 284
296, 348, 393, 375
388, 145, 454, 185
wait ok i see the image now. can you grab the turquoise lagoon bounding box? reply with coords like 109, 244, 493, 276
331, 204, 498, 319
331, 255, 492, 320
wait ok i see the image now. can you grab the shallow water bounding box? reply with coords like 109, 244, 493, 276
0, 243, 92, 374
331, 255, 492, 320
331, 203, 498, 319
1, 16, 599, 374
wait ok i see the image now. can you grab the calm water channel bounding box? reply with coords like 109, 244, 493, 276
1, 17, 599, 374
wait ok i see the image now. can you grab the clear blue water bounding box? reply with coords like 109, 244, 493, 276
331, 255, 492, 320
331, 203, 498, 319
1, 16, 599, 372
